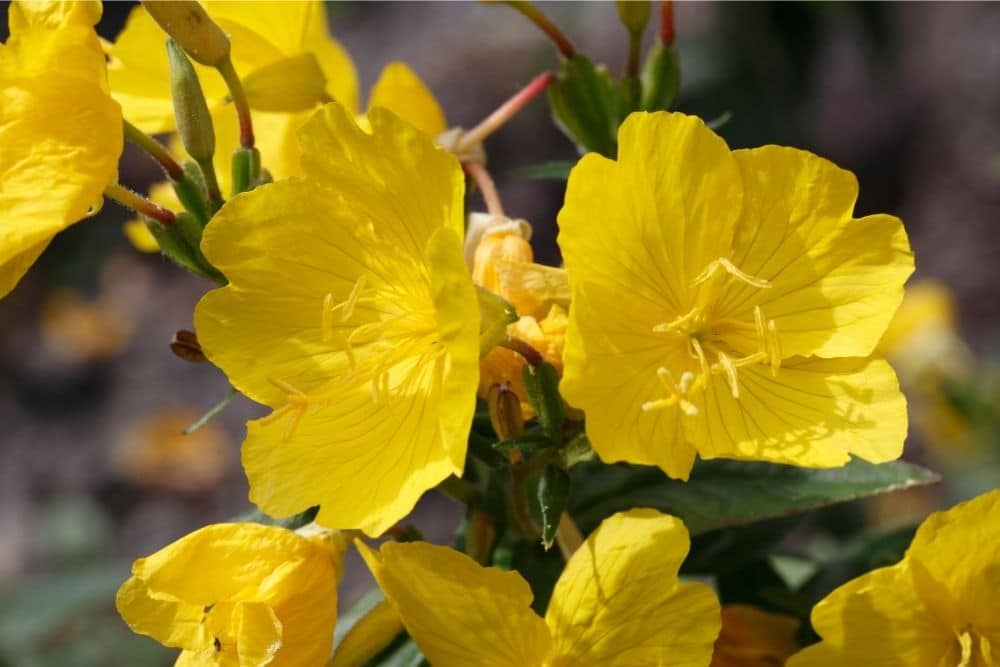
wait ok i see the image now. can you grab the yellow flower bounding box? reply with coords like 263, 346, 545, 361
470, 213, 571, 417
0, 0, 123, 297
711, 605, 800, 667
193, 102, 479, 536
117, 522, 345, 667
787, 489, 1000, 666
109, 0, 357, 132
359, 508, 721, 666
559, 112, 913, 479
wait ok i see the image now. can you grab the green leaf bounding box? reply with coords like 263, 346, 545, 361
537, 465, 570, 550
570, 458, 940, 536
522, 362, 565, 443
506, 161, 575, 181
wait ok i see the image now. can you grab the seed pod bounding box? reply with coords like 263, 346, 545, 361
143, 0, 230, 68
166, 38, 215, 164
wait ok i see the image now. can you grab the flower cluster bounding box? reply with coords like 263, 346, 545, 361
2, 1, 996, 666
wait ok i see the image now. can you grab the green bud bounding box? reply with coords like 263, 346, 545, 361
144, 218, 218, 282
547, 54, 621, 157
487, 383, 525, 441
616, 0, 651, 35
522, 361, 565, 443
537, 465, 570, 550
640, 40, 681, 111
230, 146, 261, 196
166, 38, 215, 164
143, 0, 230, 67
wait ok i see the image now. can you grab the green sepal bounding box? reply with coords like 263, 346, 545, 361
537, 464, 570, 550
640, 40, 681, 111
144, 218, 216, 282
492, 434, 553, 455
522, 361, 565, 442
547, 54, 622, 157
171, 161, 210, 225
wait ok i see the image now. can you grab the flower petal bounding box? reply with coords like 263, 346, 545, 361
358, 541, 552, 667
115, 576, 209, 649
719, 146, 913, 358
786, 561, 954, 667
545, 509, 721, 666
687, 356, 907, 467
366, 61, 447, 137
234, 602, 282, 666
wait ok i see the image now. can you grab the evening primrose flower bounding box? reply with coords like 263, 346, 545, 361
117, 522, 345, 666
193, 102, 479, 536
359, 509, 721, 666
787, 489, 1000, 666
559, 112, 913, 479
0, 0, 123, 297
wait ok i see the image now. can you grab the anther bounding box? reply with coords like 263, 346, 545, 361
322, 293, 334, 343
692, 257, 772, 290
716, 352, 740, 398
767, 320, 781, 376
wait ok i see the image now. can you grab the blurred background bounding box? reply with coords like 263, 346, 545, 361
1, 2, 999, 664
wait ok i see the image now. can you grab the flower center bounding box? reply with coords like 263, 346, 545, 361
261, 272, 445, 440
642, 257, 781, 416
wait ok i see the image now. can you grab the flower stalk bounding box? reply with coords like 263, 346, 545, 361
123, 120, 184, 181
104, 183, 175, 226
502, 1, 575, 59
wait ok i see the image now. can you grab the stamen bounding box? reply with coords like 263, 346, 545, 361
322, 293, 335, 344
715, 352, 740, 398
689, 337, 711, 382
767, 320, 782, 376
338, 275, 368, 323
652, 308, 701, 334
692, 257, 772, 290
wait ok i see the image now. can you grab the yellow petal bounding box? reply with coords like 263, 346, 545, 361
124, 220, 160, 253
358, 540, 552, 667
906, 489, 1000, 631
786, 561, 955, 667
1, 0, 123, 297
711, 605, 800, 667
116, 576, 210, 650
561, 285, 698, 479
329, 599, 404, 667
242, 52, 328, 112
366, 61, 447, 137
234, 602, 282, 666
717, 146, 913, 359
687, 356, 907, 467
546, 509, 721, 666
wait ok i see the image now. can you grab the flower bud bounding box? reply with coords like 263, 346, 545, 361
616, 0, 651, 35
166, 38, 215, 163
142, 0, 230, 68
487, 382, 524, 441
169, 329, 206, 363
640, 40, 681, 112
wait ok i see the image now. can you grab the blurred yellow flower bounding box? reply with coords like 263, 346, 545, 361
194, 102, 479, 536
559, 112, 913, 479
40, 289, 134, 363
787, 489, 1000, 666
711, 605, 800, 667
0, 0, 123, 297
117, 522, 345, 666
359, 509, 721, 667
111, 409, 232, 495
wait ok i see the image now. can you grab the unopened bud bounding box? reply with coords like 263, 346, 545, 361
143, 0, 230, 67
487, 383, 524, 441
641, 40, 680, 111
170, 329, 206, 363
465, 212, 532, 269
166, 38, 215, 163
616, 0, 651, 35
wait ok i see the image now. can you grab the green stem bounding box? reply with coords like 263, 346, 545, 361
502, 1, 575, 58
218, 57, 255, 148
196, 157, 224, 211
123, 120, 184, 180
104, 183, 175, 226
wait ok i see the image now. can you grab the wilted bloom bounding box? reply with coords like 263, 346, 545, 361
787, 489, 1000, 666
117, 522, 345, 666
194, 102, 479, 536
0, 0, 123, 297
359, 509, 721, 666
471, 213, 570, 417
559, 112, 913, 479
711, 605, 800, 667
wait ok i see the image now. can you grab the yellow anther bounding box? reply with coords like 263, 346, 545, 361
767, 320, 781, 376
268, 377, 308, 399
690, 337, 711, 382
715, 352, 740, 398
753, 305, 766, 345
692, 257, 772, 290
652, 308, 702, 334
338, 274, 368, 323
642, 367, 700, 415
